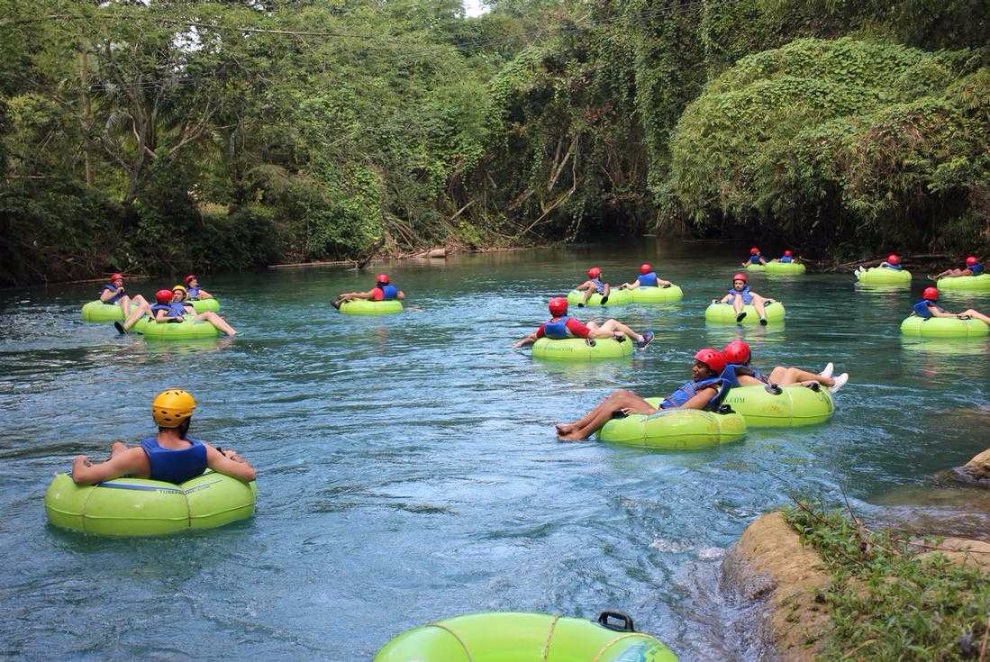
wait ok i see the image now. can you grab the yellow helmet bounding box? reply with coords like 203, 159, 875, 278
151, 389, 197, 428
171, 284, 187, 293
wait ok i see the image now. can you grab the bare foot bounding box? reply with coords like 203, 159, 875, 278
557, 432, 585, 442
554, 423, 576, 435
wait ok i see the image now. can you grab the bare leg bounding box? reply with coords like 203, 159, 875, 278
592, 319, 643, 343
752, 295, 768, 320
731, 295, 743, 314
195, 312, 237, 335
120, 295, 132, 318
120, 302, 151, 332
959, 309, 990, 324
767, 367, 834, 387
556, 390, 657, 441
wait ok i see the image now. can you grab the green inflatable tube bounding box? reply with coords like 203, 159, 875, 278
80, 300, 124, 323
132, 316, 220, 339
531, 337, 634, 361
374, 612, 678, 662
704, 301, 785, 325
44, 471, 256, 537
189, 298, 220, 313
855, 267, 911, 286
936, 273, 990, 292
744, 263, 765, 272
721, 385, 834, 427
628, 284, 684, 304
565, 289, 630, 307
764, 260, 806, 275
339, 300, 403, 315
598, 403, 746, 450
900, 316, 989, 339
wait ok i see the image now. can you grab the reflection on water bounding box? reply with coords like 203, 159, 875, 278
1, 244, 988, 660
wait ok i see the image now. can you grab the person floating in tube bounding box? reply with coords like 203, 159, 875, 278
574, 266, 610, 307
741, 247, 767, 268
554, 348, 729, 441
933, 256, 983, 280
714, 273, 776, 325
513, 297, 654, 349
911, 287, 990, 325
617, 263, 674, 290
70, 389, 255, 486
182, 274, 214, 300
719, 339, 847, 394
332, 273, 405, 309
99, 272, 149, 318
855, 254, 902, 277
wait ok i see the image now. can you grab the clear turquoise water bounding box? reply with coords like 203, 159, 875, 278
1, 242, 988, 659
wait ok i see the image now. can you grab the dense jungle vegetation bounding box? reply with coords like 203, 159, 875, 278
1, 0, 987, 284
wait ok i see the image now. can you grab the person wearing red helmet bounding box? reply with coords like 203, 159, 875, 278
513, 298, 655, 349
720, 339, 848, 393
854, 253, 903, 277
715, 273, 776, 325
778, 250, 795, 264
145, 285, 237, 335
934, 255, 984, 280
573, 266, 611, 307
332, 273, 405, 309
70, 389, 255, 486
555, 349, 728, 441
182, 274, 213, 300
911, 287, 990, 324
98, 272, 149, 318
741, 247, 767, 268
617, 262, 674, 290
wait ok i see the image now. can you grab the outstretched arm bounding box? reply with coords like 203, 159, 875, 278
72, 447, 148, 485
205, 444, 256, 482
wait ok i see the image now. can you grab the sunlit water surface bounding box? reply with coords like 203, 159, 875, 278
2, 242, 988, 660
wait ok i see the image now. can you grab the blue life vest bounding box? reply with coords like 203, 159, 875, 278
911, 299, 936, 318
747, 255, 761, 264
590, 277, 605, 295
375, 284, 399, 300
637, 272, 659, 287
970, 263, 983, 275
139, 436, 207, 484
151, 302, 184, 319
101, 283, 125, 304
542, 316, 573, 340
779, 256, 793, 263
719, 364, 767, 388
186, 286, 201, 298
883, 264, 902, 270
728, 286, 753, 305
659, 376, 723, 411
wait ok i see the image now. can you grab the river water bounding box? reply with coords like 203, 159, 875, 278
1, 242, 988, 660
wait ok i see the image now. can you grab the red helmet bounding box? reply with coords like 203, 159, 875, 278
922, 287, 938, 301
155, 289, 173, 304
783, 250, 792, 257
722, 340, 751, 365
749, 247, 759, 255
966, 256, 977, 266
694, 348, 726, 374
376, 273, 389, 284
587, 267, 601, 279
109, 273, 123, 282
886, 254, 899, 265
183, 274, 196, 285
732, 273, 747, 283
639, 263, 652, 275
548, 297, 568, 317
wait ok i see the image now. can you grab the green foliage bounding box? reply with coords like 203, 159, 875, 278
784, 501, 990, 660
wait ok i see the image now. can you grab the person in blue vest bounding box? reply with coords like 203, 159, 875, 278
741, 247, 766, 267
182, 274, 213, 300
70, 389, 255, 486
513, 297, 654, 348
574, 266, 610, 307
934, 256, 984, 280
720, 339, 848, 393
855, 254, 902, 277
715, 273, 776, 325
554, 348, 728, 441
332, 273, 405, 309
160, 285, 237, 335
778, 250, 795, 263
617, 263, 674, 290
98, 272, 149, 318
911, 287, 990, 324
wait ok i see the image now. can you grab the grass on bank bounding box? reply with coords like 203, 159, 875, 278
783, 501, 990, 661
